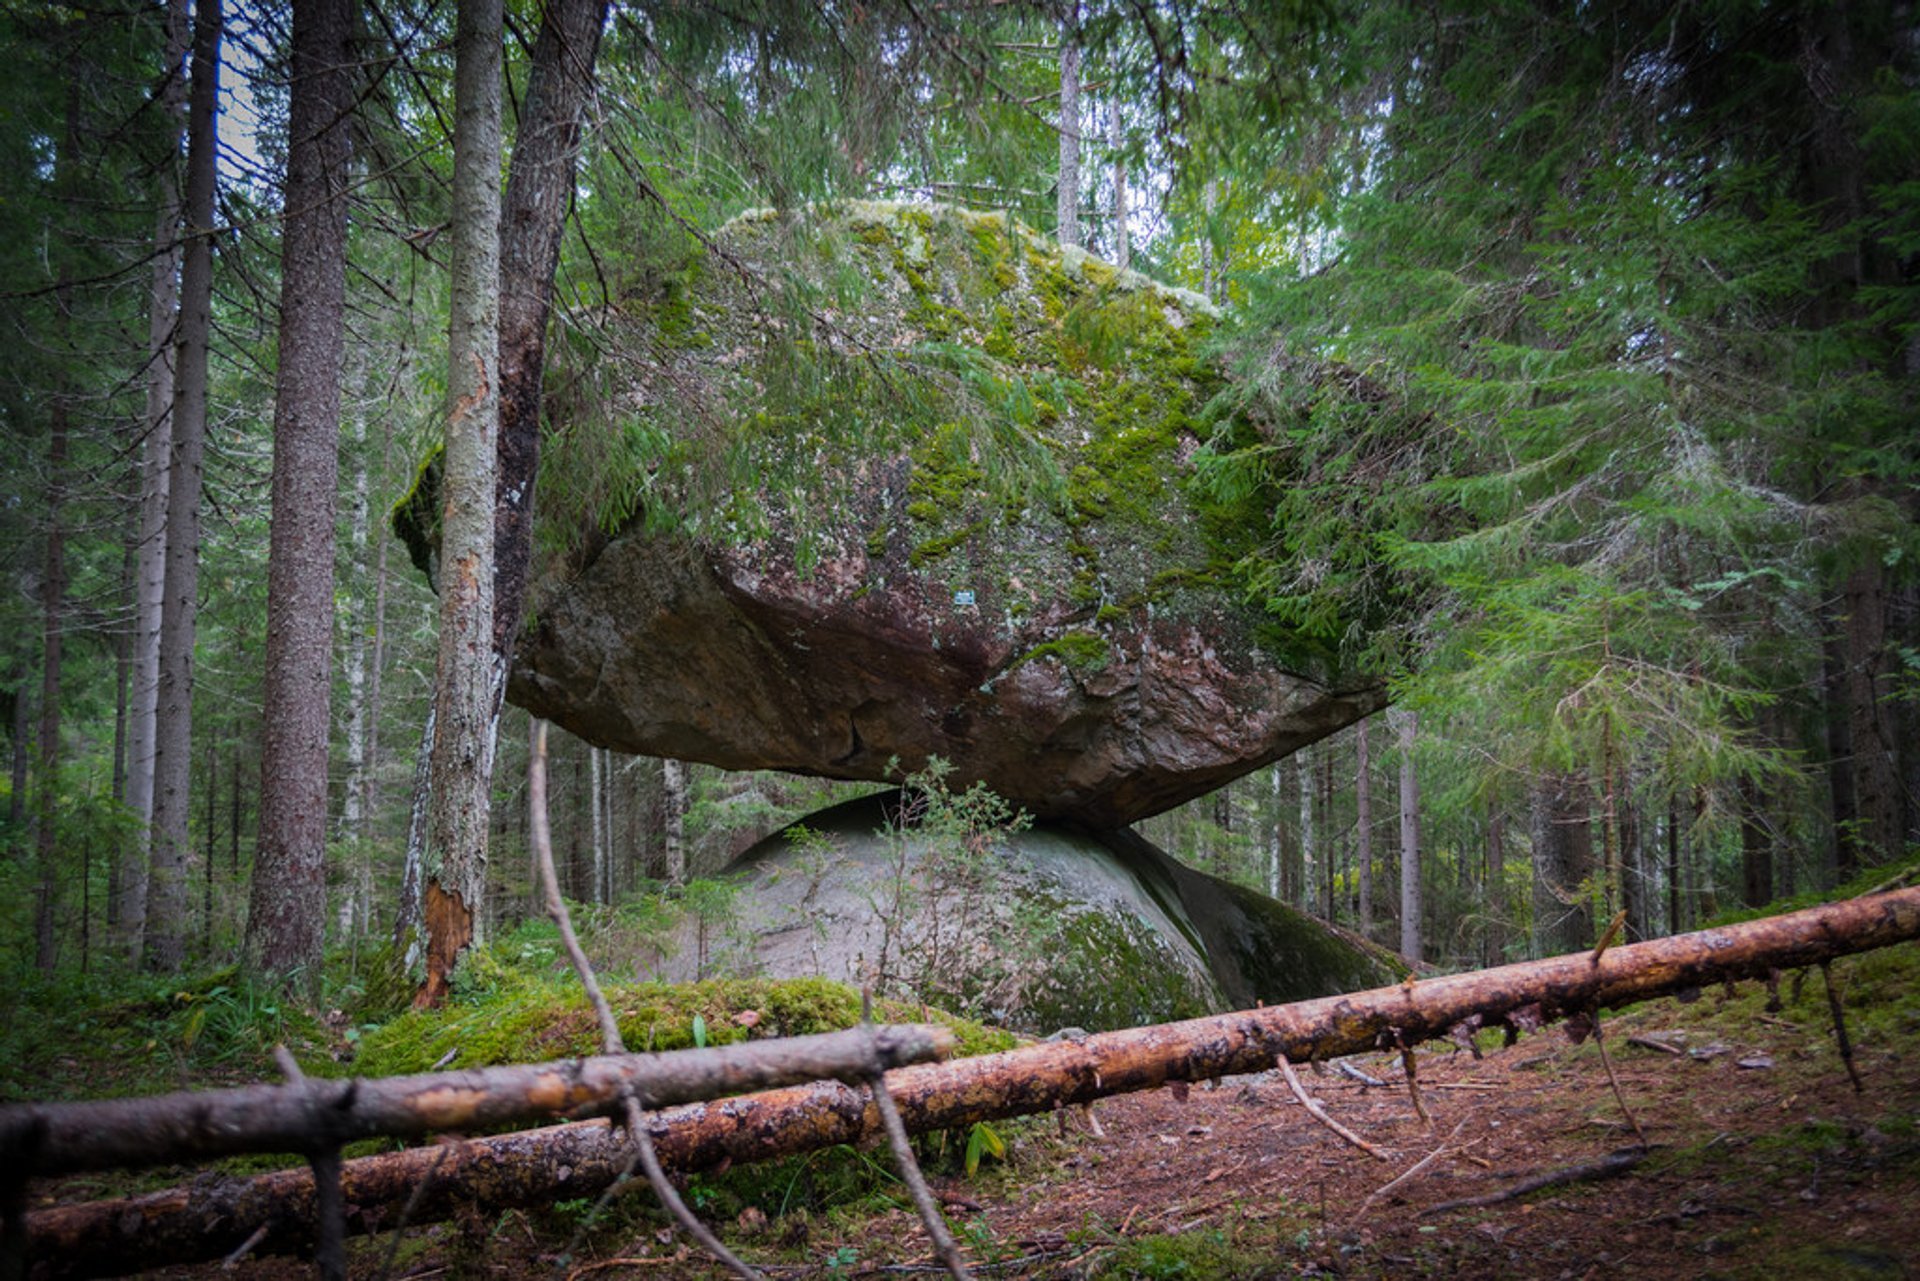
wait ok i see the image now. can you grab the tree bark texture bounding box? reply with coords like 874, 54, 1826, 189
143, 0, 219, 972
1356, 715, 1373, 934
1531, 771, 1593, 955
1107, 96, 1128, 268
121, 0, 190, 959
2, 1024, 955, 1179
1846, 560, 1903, 864
29, 885, 1920, 1275
420, 0, 504, 1006
245, 0, 354, 982
492, 0, 608, 668
1394, 709, 1420, 961
1056, 8, 1080, 249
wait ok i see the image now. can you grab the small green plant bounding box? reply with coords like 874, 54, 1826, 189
823, 1244, 860, 1273
963, 1120, 1005, 1178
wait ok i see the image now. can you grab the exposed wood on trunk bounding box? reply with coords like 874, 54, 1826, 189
28, 887, 1920, 1275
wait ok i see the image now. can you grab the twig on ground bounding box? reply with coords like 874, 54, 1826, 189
220, 1223, 270, 1269
1626, 1035, 1684, 1056
1589, 1012, 1647, 1145
1418, 1147, 1648, 1216
1822, 962, 1865, 1095
1400, 1047, 1432, 1126
531, 720, 761, 1281
1335, 1059, 1386, 1088
1354, 1116, 1472, 1220
1276, 1056, 1391, 1162
566, 1256, 686, 1277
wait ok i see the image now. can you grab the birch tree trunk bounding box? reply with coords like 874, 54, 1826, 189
245, 0, 354, 983
418, 0, 504, 1007
122, 0, 190, 960
663, 757, 687, 886
1297, 745, 1315, 916
144, 0, 220, 972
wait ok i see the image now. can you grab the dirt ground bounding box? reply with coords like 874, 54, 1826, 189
48, 962, 1920, 1280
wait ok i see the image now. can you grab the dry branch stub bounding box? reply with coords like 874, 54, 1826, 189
24, 886, 1920, 1275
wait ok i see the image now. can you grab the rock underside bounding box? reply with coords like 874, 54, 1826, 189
472, 201, 1384, 826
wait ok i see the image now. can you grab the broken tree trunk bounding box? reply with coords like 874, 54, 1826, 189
0, 1024, 955, 1178
23, 887, 1920, 1276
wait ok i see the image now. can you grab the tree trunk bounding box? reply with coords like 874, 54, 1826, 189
1822, 624, 1860, 882
4, 1024, 956, 1178
416, 0, 505, 1007
1740, 776, 1773, 909
1394, 709, 1420, 962
1264, 762, 1280, 898
122, 0, 190, 962
144, 0, 219, 973
1845, 560, 1903, 865
1297, 745, 1315, 914
1056, 6, 1080, 249
1483, 796, 1504, 965
1530, 771, 1593, 955
245, 0, 354, 983
1107, 97, 1128, 268
33, 349, 68, 976
663, 757, 687, 885
33, 885, 1920, 1275
1356, 715, 1373, 936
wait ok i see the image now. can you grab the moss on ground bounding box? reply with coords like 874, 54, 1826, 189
352, 972, 1016, 1076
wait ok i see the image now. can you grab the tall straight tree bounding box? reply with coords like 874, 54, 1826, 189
418, 0, 504, 1006
244, 0, 355, 982
121, 0, 190, 958
1055, 2, 1080, 249
1394, 709, 1420, 962
144, 0, 219, 972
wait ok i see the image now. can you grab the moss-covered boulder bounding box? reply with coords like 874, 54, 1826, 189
469, 201, 1384, 825
626, 794, 1402, 1035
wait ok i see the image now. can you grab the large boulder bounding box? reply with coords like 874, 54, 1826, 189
405, 201, 1385, 825
627, 793, 1403, 1034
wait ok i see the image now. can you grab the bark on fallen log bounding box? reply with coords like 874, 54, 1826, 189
23, 886, 1920, 1277
0, 1023, 956, 1177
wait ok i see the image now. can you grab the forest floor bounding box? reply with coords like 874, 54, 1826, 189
82, 937, 1916, 1280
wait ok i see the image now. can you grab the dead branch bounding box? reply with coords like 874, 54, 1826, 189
1354, 1116, 1471, 1219
1822, 962, 1865, 1095
529, 719, 760, 1281
1417, 1147, 1648, 1216
1275, 1057, 1390, 1161
26, 885, 1920, 1276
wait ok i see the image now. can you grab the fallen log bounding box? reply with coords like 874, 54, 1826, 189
23, 886, 1920, 1277
0, 1023, 956, 1177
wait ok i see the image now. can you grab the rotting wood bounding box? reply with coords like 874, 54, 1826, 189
24, 886, 1920, 1276
0, 1023, 957, 1178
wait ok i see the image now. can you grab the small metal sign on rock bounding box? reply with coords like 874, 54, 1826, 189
954, 590, 976, 606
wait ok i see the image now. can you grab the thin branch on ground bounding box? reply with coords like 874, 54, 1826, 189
1418, 1147, 1649, 1216
1400, 1047, 1432, 1126
1589, 1012, 1647, 1145
1822, 962, 1865, 1094
1353, 1116, 1472, 1220
1276, 1056, 1391, 1162
530, 719, 761, 1281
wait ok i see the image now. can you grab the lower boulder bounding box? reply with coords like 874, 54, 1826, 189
632, 793, 1402, 1034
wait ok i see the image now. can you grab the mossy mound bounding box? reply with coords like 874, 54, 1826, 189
619, 794, 1403, 1035
352, 972, 1017, 1077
